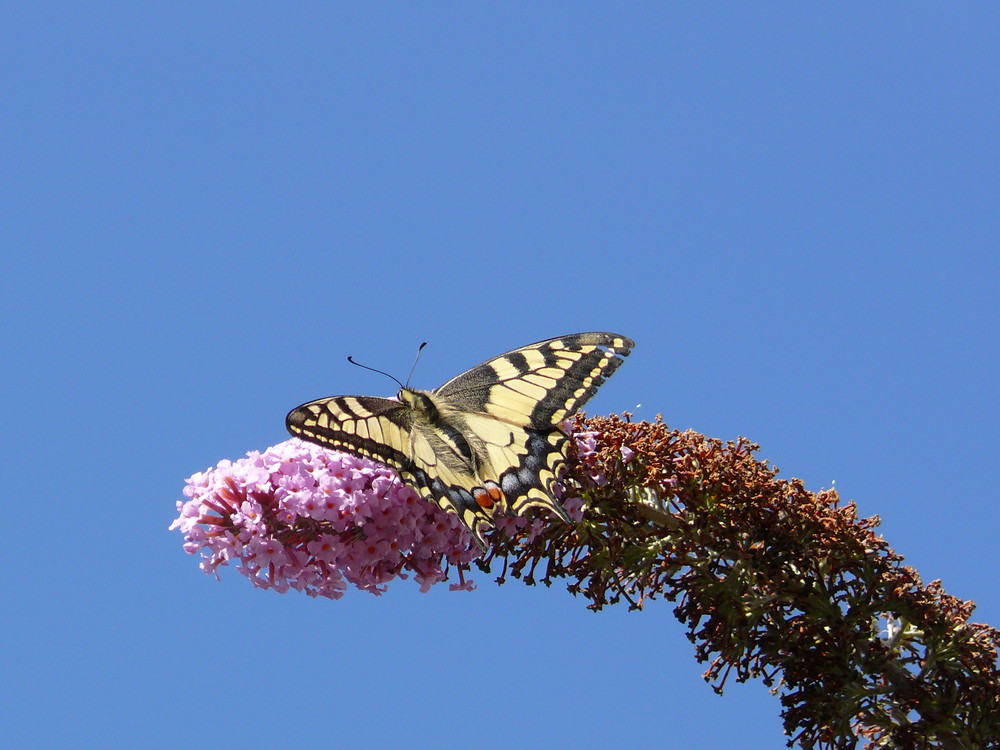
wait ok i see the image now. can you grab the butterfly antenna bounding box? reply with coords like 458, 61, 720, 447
346, 356, 405, 390
405, 342, 428, 388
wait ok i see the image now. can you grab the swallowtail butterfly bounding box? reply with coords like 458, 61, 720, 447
286, 332, 634, 550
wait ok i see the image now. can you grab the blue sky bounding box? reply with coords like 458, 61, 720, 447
3, 4, 998, 748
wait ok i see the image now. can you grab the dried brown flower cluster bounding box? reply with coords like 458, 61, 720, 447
479, 414, 1000, 749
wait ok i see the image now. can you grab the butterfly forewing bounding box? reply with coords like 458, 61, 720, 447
286, 332, 634, 551
436, 332, 635, 428
285, 396, 414, 470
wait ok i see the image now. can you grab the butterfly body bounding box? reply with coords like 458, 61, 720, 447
286, 332, 634, 550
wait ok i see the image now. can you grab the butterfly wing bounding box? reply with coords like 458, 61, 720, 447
432, 331, 635, 520
435, 332, 635, 428
285, 395, 416, 469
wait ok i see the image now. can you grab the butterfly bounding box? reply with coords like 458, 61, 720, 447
286, 332, 634, 551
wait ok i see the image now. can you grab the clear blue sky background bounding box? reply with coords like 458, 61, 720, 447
3, 5, 998, 748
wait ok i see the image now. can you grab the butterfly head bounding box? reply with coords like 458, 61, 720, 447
398, 387, 438, 420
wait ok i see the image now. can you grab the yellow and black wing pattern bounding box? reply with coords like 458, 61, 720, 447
286, 332, 634, 550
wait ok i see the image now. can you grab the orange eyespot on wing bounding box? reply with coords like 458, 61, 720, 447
473, 482, 504, 511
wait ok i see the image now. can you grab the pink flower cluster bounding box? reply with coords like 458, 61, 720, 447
170, 439, 481, 598
172, 427, 604, 599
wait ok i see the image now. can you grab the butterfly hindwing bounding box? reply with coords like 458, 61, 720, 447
286, 332, 634, 551
455, 411, 569, 517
